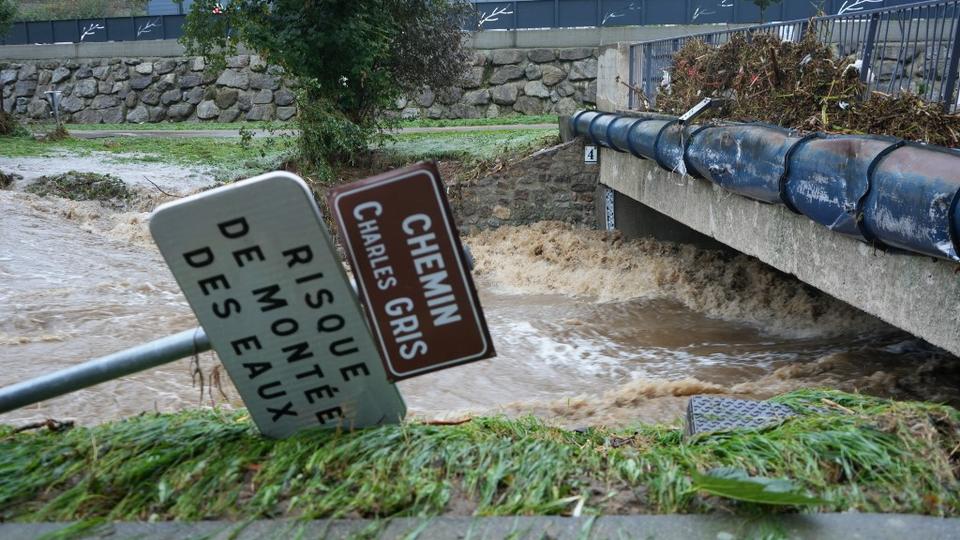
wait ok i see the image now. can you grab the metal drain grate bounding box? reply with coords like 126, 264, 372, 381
685, 396, 797, 437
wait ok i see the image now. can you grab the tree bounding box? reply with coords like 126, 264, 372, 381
753, 0, 782, 24
0, 0, 14, 32
179, 0, 473, 176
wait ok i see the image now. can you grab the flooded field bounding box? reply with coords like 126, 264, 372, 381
2, 170, 959, 428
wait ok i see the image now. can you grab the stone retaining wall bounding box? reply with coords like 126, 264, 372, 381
0, 47, 598, 124
450, 139, 599, 233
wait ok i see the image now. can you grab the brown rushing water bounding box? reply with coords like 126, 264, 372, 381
2, 188, 959, 428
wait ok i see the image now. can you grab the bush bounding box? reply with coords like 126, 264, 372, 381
11, 0, 147, 21
180, 0, 473, 173
295, 89, 372, 182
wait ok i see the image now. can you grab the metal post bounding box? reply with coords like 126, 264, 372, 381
643, 44, 653, 106
0, 262, 438, 416
859, 13, 881, 99
941, 9, 960, 112
0, 328, 210, 415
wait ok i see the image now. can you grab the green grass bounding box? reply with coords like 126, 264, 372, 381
381, 128, 559, 163
63, 121, 281, 132
0, 134, 297, 183
395, 114, 559, 128
0, 127, 558, 180
56, 115, 559, 132
0, 390, 957, 523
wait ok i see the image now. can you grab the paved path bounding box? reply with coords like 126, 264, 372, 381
70, 123, 557, 140
4, 514, 959, 540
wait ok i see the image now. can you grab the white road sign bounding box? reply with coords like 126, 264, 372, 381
149, 172, 406, 438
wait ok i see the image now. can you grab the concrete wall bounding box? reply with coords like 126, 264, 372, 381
466, 24, 749, 49
600, 150, 960, 357
0, 25, 749, 60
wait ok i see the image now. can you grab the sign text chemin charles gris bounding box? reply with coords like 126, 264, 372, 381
328, 162, 495, 380
150, 172, 405, 438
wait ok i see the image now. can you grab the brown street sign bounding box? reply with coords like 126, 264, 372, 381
150, 172, 406, 438
328, 162, 496, 380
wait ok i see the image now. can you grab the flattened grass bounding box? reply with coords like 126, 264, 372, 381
1, 390, 957, 522
58, 115, 559, 132
0, 128, 556, 168
380, 128, 559, 163
0, 134, 296, 183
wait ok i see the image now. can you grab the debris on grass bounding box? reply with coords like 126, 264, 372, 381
656, 32, 960, 147
25, 171, 133, 209
0, 390, 956, 521
0, 170, 15, 189
38, 125, 71, 142
0, 110, 28, 137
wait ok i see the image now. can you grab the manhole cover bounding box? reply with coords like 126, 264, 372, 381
685, 396, 797, 437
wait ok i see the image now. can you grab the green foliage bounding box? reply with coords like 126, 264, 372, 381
295, 85, 375, 182
0, 390, 958, 521
690, 468, 825, 506
0, 110, 27, 137
0, 0, 15, 34
11, 0, 147, 21
179, 0, 473, 172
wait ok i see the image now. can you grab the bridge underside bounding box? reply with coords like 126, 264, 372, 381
600, 150, 960, 357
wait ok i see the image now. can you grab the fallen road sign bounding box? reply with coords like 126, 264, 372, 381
150, 172, 405, 438
328, 162, 496, 381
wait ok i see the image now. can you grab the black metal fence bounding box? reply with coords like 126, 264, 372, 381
1, 0, 932, 45
630, 0, 960, 112
1, 14, 186, 45
468, 0, 929, 30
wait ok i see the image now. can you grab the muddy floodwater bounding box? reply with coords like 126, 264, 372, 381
2, 174, 959, 428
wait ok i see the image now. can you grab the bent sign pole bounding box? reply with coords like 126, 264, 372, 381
150, 172, 405, 437
0, 167, 489, 427
328, 162, 496, 381
0, 328, 211, 415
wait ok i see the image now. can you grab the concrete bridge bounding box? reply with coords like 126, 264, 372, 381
589, 44, 960, 357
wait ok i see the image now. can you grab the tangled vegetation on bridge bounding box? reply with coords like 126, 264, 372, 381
657, 32, 960, 147
1, 390, 957, 524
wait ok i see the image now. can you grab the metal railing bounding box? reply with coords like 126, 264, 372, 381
469, 1, 927, 31
1, 1, 933, 45
630, 0, 960, 112
0, 14, 186, 45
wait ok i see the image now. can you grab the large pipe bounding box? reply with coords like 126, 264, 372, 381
0, 328, 211, 415
572, 110, 960, 262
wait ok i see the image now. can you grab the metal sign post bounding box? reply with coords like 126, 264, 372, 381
0, 167, 490, 431
150, 172, 405, 437
328, 162, 496, 380
43, 90, 63, 129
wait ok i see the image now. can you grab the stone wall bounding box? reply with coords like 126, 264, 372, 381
391, 47, 597, 120
0, 46, 597, 124
450, 139, 599, 233
0, 55, 297, 124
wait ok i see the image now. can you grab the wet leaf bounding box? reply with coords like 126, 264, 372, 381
691, 467, 824, 506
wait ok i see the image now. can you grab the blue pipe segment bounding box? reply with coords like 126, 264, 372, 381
571, 110, 960, 262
